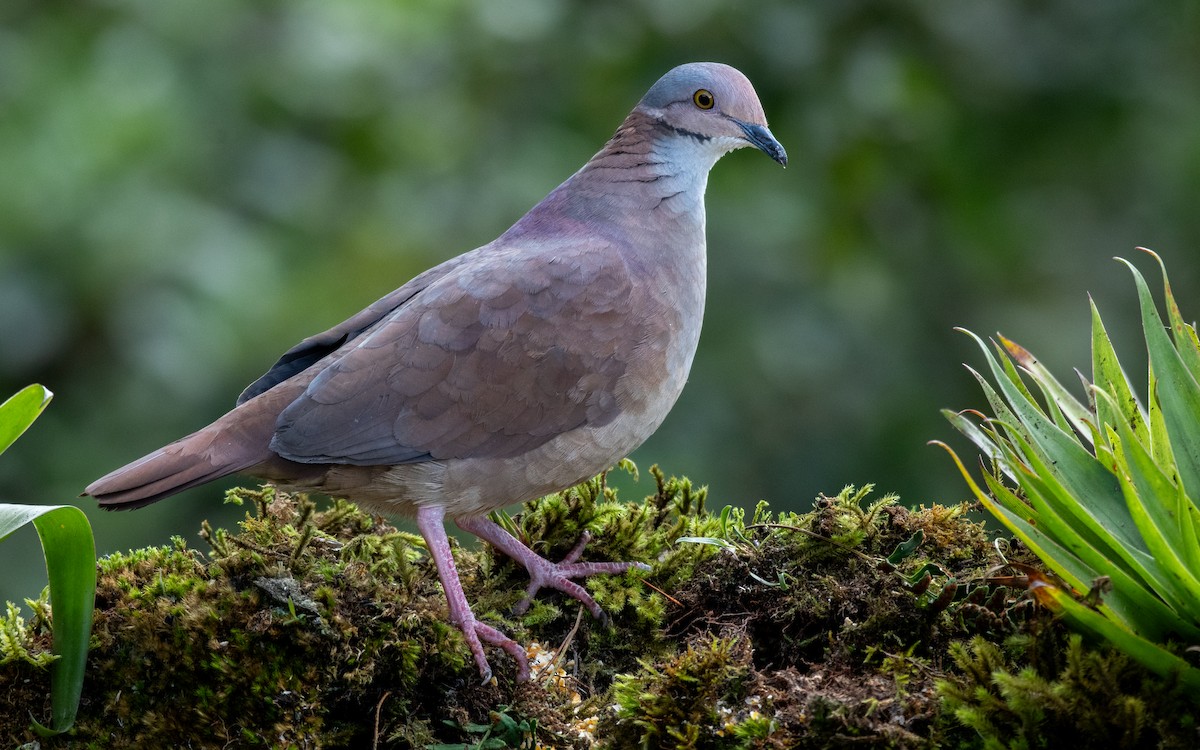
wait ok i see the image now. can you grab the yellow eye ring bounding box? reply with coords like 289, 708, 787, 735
693, 89, 715, 110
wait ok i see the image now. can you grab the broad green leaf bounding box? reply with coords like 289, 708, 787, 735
0, 504, 96, 735
999, 397, 1142, 564
933, 440, 1190, 640
978, 470, 1090, 585
997, 448, 1160, 602
944, 257, 1200, 699
1100, 389, 1187, 557
0, 384, 52, 456
990, 445, 1107, 563
985, 469, 1196, 641
1147, 366, 1178, 473
1186, 493, 1200, 573
1103, 385, 1200, 613
977, 467, 1190, 641
1105, 424, 1200, 622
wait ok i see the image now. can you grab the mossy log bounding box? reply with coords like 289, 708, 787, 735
2, 465, 1196, 748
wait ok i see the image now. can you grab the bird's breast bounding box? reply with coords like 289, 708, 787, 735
401, 250, 706, 517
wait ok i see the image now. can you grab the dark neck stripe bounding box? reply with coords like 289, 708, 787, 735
657, 121, 712, 144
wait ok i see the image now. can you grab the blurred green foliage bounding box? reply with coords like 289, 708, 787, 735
2, 0, 1200, 610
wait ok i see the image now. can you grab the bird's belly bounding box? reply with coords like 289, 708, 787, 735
436, 384, 684, 516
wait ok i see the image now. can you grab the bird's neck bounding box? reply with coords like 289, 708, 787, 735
502, 111, 719, 243
576, 111, 722, 205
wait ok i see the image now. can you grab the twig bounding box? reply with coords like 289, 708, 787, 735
372, 691, 391, 750
641, 578, 681, 607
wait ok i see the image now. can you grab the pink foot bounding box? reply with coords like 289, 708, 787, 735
455, 515, 650, 623
416, 505, 530, 682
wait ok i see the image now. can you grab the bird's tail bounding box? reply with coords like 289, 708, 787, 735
85, 399, 280, 510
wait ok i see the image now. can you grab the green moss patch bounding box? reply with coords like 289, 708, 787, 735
2, 468, 1198, 748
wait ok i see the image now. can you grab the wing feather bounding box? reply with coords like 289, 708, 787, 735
270, 241, 636, 465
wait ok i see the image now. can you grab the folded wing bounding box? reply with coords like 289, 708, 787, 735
270, 242, 636, 466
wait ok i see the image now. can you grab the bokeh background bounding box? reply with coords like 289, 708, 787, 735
4, 1, 1200, 608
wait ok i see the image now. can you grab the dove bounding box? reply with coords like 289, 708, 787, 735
86, 62, 786, 681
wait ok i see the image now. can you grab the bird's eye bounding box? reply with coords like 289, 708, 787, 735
693, 89, 715, 110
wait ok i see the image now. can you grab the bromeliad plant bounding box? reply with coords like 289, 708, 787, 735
0, 385, 96, 735
935, 249, 1200, 698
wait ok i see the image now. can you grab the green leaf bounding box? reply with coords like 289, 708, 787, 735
1041, 582, 1200, 699
0, 384, 52, 456
944, 257, 1200, 700
0, 504, 96, 735
976, 469, 1195, 642
1104, 420, 1200, 623
999, 334, 1093, 446
940, 409, 1010, 477
969, 331, 1144, 557
1121, 257, 1200, 501
886, 529, 924, 565
1147, 366, 1179, 473
1147, 247, 1200, 384
1090, 298, 1149, 450
0, 382, 94, 736
933, 440, 1099, 595
676, 536, 738, 552
961, 357, 1041, 478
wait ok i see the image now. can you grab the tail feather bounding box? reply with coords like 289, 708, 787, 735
85, 392, 290, 510
86, 428, 266, 510
86, 443, 248, 510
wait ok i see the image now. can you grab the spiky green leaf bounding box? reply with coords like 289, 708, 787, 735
1121, 258, 1200, 501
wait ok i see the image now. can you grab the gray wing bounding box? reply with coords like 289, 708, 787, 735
270, 242, 636, 465
237, 259, 469, 405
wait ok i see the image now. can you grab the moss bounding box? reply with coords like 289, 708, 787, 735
5, 490, 462, 746
605, 635, 755, 748
484, 462, 727, 687
940, 633, 1200, 749
599, 485, 996, 748
1, 469, 1198, 748
0, 595, 57, 670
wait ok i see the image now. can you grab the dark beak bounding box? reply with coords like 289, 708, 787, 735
737, 121, 787, 166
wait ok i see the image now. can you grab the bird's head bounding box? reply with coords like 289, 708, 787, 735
637, 62, 787, 167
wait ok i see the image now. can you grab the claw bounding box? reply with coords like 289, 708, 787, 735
456, 515, 648, 621
416, 505, 646, 683
471, 620, 530, 682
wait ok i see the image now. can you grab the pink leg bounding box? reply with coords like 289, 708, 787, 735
415, 505, 530, 682
455, 515, 650, 621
